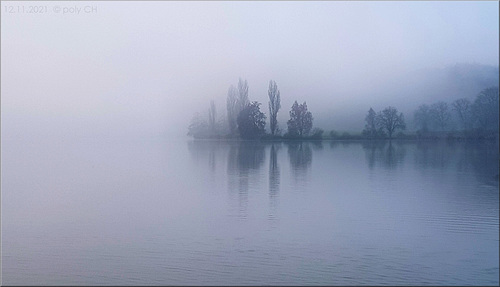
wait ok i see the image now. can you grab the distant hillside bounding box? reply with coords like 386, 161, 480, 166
430, 63, 499, 101
315, 63, 499, 133
388, 63, 499, 109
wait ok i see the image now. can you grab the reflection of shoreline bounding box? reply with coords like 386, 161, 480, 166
227, 141, 266, 217
187, 139, 498, 218
269, 143, 281, 216
415, 140, 499, 186
362, 141, 407, 170
357, 140, 498, 186
287, 142, 312, 172
286, 141, 317, 187
269, 143, 280, 196
363, 141, 406, 169
187, 140, 222, 173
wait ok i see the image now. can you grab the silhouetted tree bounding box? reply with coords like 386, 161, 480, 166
208, 100, 216, 134
237, 101, 266, 139
188, 112, 209, 138
268, 80, 281, 136
237, 78, 250, 113
430, 101, 451, 132
216, 114, 228, 136
287, 101, 313, 137
376, 106, 405, 139
226, 85, 238, 135
362, 107, 382, 138
452, 98, 473, 131
472, 87, 499, 131
311, 128, 324, 139
329, 130, 339, 139
413, 104, 431, 133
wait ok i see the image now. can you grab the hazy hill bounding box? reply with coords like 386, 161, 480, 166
315, 63, 499, 133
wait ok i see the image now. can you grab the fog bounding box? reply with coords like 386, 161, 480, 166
2, 1, 498, 139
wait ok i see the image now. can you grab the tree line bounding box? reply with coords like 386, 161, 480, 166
412, 87, 499, 139
189, 82, 499, 140
358, 86, 499, 140
188, 78, 320, 140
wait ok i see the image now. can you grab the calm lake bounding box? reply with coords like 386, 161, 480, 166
2, 137, 498, 285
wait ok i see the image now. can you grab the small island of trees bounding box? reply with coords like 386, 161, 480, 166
188, 79, 499, 141
188, 78, 322, 140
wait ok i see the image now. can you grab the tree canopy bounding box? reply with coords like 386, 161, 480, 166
413, 104, 431, 133
188, 79, 498, 141
452, 98, 472, 131
287, 101, 313, 137
376, 106, 406, 139
472, 87, 499, 131
363, 107, 382, 138
237, 101, 267, 139
237, 78, 250, 113
268, 80, 281, 136
226, 85, 238, 135
429, 101, 451, 132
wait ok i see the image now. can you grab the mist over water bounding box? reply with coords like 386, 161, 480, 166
1, 1, 498, 138
2, 1, 499, 285
2, 137, 498, 285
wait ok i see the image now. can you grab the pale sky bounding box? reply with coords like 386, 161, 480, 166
1, 1, 498, 138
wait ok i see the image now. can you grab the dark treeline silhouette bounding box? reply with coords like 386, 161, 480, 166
188, 80, 498, 141
268, 80, 281, 137
359, 140, 498, 186
362, 140, 407, 170
413, 140, 499, 186
188, 78, 320, 140
362, 106, 406, 139
350, 86, 498, 141
411, 87, 499, 140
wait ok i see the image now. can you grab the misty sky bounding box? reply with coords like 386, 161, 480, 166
1, 1, 498, 138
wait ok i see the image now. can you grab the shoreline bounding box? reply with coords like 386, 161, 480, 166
189, 134, 500, 142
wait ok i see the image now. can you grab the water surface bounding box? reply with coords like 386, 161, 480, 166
2, 138, 498, 285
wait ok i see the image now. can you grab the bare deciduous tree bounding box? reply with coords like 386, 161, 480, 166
452, 98, 472, 131
413, 104, 431, 132
376, 106, 406, 139
430, 101, 451, 132
362, 107, 381, 138
472, 87, 499, 131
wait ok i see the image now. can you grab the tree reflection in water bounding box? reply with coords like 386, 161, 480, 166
415, 140, 499, 187
268, 143, 281, 210
362, 140, 386, 170
267, 143, 281, 220
383, 141, 407, 169
362, 140, 406, 170
187, 140, 220, 175
227, 141, 266, 217
361, 139, 498, 187
286, 141, 313, 186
